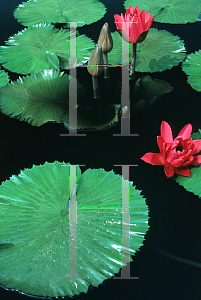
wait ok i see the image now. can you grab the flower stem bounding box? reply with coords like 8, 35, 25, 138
129, 43, 137, 80
103, 53, 110, 78
92, 76, 100, 98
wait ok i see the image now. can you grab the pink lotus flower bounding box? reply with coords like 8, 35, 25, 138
141, 121, 201, 177
114, 6, 155, 44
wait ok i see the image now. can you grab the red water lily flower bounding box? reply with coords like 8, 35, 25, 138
114, 5, 155, 44
141, 121, 201, 177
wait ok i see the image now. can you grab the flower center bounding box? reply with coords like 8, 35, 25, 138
176, 142, 183, 152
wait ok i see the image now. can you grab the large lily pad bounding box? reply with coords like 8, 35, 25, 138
0, 161, 149, 297
182, 50, 201, 92
108, 29, 186, 73
0, 24, 95, 75
124, 0, 201, 24
14, 0, 106, 27
0, 69, 120, 130
0, 69, 79, 126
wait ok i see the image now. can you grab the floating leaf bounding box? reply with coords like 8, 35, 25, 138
131, 75, 173, 110
175, 130, 201, 196
0, 69, 79, 126
108, 29, 186, 73
0, 69, 9, 88
14, 0, 106, 27
0, 161, 148, 297
182, 50, 201, 92
0, 69, 120, 130
0, 24, 95, 75
124, 0, 201, 24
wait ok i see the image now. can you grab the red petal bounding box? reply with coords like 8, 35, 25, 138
126, 6, 134, 15
171, 150, 193, 167
114, 14, 124, 30
164, 163, 175, 177
161, 121, 173, 143
141, 153, 165, 165
174, 167, 190, 177
134, 6, 140, 16
146, 14, 155, 30
157, 136, 164, 154
129, 15, 140, 43
181, 156, 194, 166
190, 155, 201, 165
177, 124, 192, 140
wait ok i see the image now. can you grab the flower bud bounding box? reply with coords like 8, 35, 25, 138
98, 23, 113, 54
87, 46, 104, 76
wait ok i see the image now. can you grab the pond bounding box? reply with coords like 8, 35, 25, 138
0, 0, 201, 299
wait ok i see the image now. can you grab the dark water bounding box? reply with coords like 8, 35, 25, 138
0, 0, 201, 299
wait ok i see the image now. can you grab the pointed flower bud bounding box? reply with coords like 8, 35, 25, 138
87, 46, 104, 76
98, 22, 113, 54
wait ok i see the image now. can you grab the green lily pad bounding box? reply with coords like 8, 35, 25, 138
124, 0, 201, 24
0, 69, 9, 88
108, 29, 186, 73
182, 50, 201, 92
0, 24, 95, 75
0, 161, 148, 297
0, 69, 120, 130
175, 130, 201, 196
0, 69, 80, 126
14, 0, 106, 27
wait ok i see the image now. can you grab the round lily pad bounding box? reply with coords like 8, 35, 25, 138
182, 50, 201, 92
0, 69, 83, 126
0, 24, 95, 75
14, 0, 106, 27
124, 0, 201, 24
108, 29, 186, 73
0, 161, 149, 297
0, 69, 120, 130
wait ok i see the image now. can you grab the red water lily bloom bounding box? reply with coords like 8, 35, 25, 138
114, 5, 155, 44
141, 121, 201, 177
